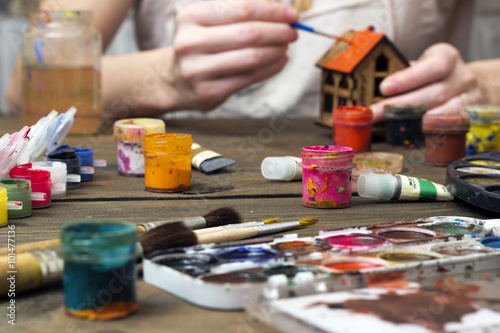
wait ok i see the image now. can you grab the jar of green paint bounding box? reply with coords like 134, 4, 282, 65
60, 220, 139, 320
0, 178, 32, 219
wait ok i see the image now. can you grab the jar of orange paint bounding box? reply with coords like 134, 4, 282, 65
143, 133, 192, 193
333, 106, 373, 152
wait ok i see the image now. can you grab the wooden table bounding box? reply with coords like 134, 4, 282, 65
0, 116, 494, 332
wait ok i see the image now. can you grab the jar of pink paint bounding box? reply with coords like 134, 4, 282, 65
9, 164, 51, 209
300, 145, 355, 209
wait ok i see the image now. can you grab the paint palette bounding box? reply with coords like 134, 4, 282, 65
447, 154, 500, 213
143, 216, 500, 310
249, 273, 500, 333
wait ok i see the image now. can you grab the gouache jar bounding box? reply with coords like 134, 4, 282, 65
143, 133, 193, 193
60, 220, 139, 320
0, 179, 32, 219
300, 145, 355, 209
384, 104, 426, 148
9, 164, 51, 209
422, 114, 470, 166
333, 106, 373, 152
0, 187, 7, 227
113, 118, 166, 177
462, 105, 500, 155
32, 161, 68, 198
57, 145, 94, 182
45, 149, 81, 189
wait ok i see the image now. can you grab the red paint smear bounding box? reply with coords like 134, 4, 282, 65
326, 262, 384, 271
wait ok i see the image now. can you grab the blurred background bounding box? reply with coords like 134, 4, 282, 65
1, 0, 500, 115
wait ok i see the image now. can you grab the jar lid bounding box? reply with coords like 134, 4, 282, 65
383, 104, 426, 120
333, 106, 373, 123
114, 118, 166, 142
461, 105, 500, 123
422, 114, 470, 133
0, 187, 6, 201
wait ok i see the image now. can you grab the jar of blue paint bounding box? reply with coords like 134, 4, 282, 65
60, 220, 139, 320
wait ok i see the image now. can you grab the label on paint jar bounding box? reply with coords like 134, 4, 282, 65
7, 201, 23, 210
31, 192, 47, 201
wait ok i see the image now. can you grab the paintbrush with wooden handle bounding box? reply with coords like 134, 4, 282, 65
0, 206, 241, 256
194, 217, 283, 235
140, 218, 318, 258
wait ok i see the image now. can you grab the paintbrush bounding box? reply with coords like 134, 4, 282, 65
0, 206, 241, 256
140, 218, 318, 258
194, 217, 283, 235
291, 22, 352, 43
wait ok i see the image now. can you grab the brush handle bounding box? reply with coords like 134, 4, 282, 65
0, 250, 63, 298
197, 221, 302, 244
138, 216, 207, 233
194, 221, 265, 236
0, 239, 61, 256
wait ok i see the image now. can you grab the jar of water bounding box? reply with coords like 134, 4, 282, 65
21, 10, 102, 134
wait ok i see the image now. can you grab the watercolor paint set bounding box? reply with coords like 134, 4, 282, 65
143, 216, 500, 310
447, 153, 500, 213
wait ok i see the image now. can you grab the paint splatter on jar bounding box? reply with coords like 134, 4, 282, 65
113, 118, 166, 177
461, 105, 500, 155
300, 145, 355, 209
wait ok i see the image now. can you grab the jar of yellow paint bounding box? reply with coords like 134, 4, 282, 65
0, 187, 7, 227
462, 105, 500, 155
143, 133, 192, 193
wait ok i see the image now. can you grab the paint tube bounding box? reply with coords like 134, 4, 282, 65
191, 143, 237, 174
357, 173, 454, 201
261, 156, 302, 181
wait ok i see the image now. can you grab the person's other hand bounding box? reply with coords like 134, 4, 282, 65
169, 0, 299, 111
371, 43, 487, 122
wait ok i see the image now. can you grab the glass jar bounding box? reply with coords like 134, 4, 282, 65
0, 179, 32, 219
300, 145, 355, 209
384, 104, 426, 148
60, 220, 138, 320
143, 133, 192, 193
333, 106, 373, 152
462, 105, 500, 155
22, 10, 102, 134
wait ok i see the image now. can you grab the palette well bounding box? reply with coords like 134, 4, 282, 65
143, 216, 500, 310
447, 154, 500, 213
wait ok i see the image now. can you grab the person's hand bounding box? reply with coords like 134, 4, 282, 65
169, 0, 299, 111
371, 43, 487, 122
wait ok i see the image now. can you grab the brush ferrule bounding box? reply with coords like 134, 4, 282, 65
140, 216, 207, 231
32, 250, 64, 287
256, 221, 300, 235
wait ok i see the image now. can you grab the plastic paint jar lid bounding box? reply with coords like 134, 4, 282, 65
113, 118, 166, 143
462, 105, 500, 123
32, 161, 68, 198
383, 104, 426, 120
422, 114, 470, 134
333, 106, 373, 124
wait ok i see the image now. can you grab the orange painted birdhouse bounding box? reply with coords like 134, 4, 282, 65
315, 26, 409, 127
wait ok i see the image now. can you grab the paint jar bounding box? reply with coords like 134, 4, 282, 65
32, 161, 68, 198
60, 220, 138, 320
299, 145, 355, 209
462, 105, 500, 155
57, 145, 94, 182
113, 118, 166, 177
333, 106, 373, 152
0, 187, 7, 227
143, 133, 193, 193
45, 148, 81, 189
384, 104, 426, 148
9, 164, 51, 209
22, 11, 102, 134
261, 156, 302, 181
0, 179, 32, 219
422, 113, 470, 166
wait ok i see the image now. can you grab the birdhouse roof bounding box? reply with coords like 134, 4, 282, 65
316, 26, 406, 73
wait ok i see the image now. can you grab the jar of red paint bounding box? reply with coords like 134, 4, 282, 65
333, 106, 373, 152
422, 113, 470, 166
9, 163, 52, 209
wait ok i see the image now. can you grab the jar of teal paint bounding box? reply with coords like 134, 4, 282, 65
0, 187, 7, 227
462, 105, 500, 155
0, 179, 32, 219
60, 220, 139, 320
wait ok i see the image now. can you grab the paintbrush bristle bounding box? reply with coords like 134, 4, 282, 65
299, 218, 318, 227
203, 206, 242, 228
263, 217, 283, 224
140, 221, 198, 257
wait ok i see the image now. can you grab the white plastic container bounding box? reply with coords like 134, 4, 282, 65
261, 156, 302, 181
